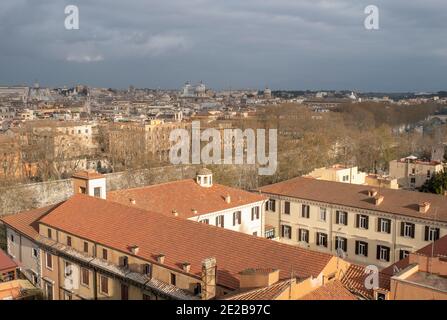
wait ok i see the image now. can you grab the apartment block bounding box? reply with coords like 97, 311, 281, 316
108, 168, 266, 237
1, 191, 355, 300
259, 177, 447, 269
389, 156, 444, 189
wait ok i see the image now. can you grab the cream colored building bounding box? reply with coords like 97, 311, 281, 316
259, 177, 447, 269
389, 156, 444, 189
307, 164, 366, 185
1, 176, 354, 300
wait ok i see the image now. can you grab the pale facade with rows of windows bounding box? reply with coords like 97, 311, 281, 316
260, 178, 447, 268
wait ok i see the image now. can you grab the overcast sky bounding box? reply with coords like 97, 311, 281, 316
0, 0, 446, 91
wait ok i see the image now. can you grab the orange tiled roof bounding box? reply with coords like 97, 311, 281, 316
0, 204, 60, 240
108, 179, 266, 218
0, 249, 17, 272
300, 280, 358, 300
224, 279, 292, 300
72, 170, 105, 180
28, 194, 333, 290
341, 264, 391, 299
259, 177, 447, 222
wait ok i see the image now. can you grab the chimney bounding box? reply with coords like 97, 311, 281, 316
129, 198, 136, 205
368, 189, 378, 197
374, 195, 384, 205
182, 262, 191, 273
419, 202, 431, 213
239, 268, 280, 289
172, 209, 178, 217
191, 208, 198, 215
201, 257, 217, 300
157, 254, 165, 264
225, 195, 231, 204
129, 245, 139, 255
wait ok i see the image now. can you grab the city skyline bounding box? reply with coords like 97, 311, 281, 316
1, 0, 447, 91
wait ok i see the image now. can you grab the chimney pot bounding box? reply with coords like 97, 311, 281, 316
182, 262, 191, 273
419, 202, 431, 213
225, 195, 231, 204
130, 245, 139, 255
130, 198, 136, 205
368, 189, 378, 197
157, 254, 165, 264
374, 195, 384, 205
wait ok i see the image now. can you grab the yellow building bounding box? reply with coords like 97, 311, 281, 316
1, 175, 357, 300
259, 177, 447, 269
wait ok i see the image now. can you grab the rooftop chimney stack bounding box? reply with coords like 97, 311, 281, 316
182, 262, 191, 273
374, 195, 384, 206
157, 254, 165, 264
130, 245, 139, 255
368, 189, 378, 197
418, 202, 431, 213
225, 195, 231, 204
201, 257, 217, 300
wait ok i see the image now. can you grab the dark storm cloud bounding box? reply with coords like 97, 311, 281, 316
0, 0, 446, 91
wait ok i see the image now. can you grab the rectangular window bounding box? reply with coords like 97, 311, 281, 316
355, 241, 368, 257
67, 236, 72, 247
336, 211, 348, 226
335, 237, 347, 252
265, 229, 275, 239
32, 248, 38, 258
100, 275, 109, 295
10, 234, 14, 243
425, 226, 440, 242
45, 282, 53, 300
301, 205, 310, 218
377, 245, 390, 262
284, 201, 291, 215
216, 215, 225, 228
79, 186, 86, 194
47, 228, 52, 239
251, 206, 260, 220
94, 187, 101, 198
378, 218, 391, 234
143, 294, 151, 300
83, 242, 89, 253
81, 268, 89, 286
64, 261, 72, 277
170, 273, 176, 286
46, 252, 53, 270
356, 214, 369, 230
233, 211, 242, 225
266, 199, 276, 212
102, 248, 108, 260
319, 208, 327, 221
121, 283, 129, 300
281, 225, 292, 239
200, 219, 209, 224
401, 222, 415, 238
143, 264, 152, 276
316, 232, 328, 247
399, 250, 410, 260
427, 170, 431, 178
298, 229, 309, 243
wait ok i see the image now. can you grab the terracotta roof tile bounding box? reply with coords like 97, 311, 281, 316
224, 279, 292, 300
34, 194, 332, 289
108, 179, 266, 219
0, 204, 60, 240
0, 249, 17, 272
259, 177, 447, 222
300, 280, 358, 300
